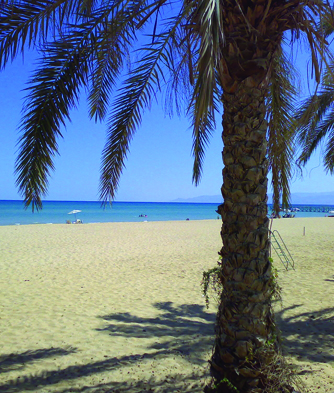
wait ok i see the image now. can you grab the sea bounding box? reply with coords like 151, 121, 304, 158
0, 200, 333, 226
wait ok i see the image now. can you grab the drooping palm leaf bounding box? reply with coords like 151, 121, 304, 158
160, 24, 195, 117
99, 10, 188, 203
15, 30, 95, 210
318, 110, 334, 173
87, 1, 146, 121
296, 62, 334, 171
188, 0, 223, 185
14, 2, 151, 210
267, 47, 298, 214
89, 52, 121, 122
0, 0, 78, 69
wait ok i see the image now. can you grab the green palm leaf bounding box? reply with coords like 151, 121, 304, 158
188, 0, 223, 185
14, 3, 149, 210
99, 11, 187, 203
15, 33, 94, 210
296, 64, 334, 170
87, 2, 144, 121
0, 0, 78, 69
267, 47, 297, 213
318, 111, 334, 173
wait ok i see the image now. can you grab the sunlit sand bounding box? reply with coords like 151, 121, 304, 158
0, 218, 333, 392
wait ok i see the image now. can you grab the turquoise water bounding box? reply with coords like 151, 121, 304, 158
0, 200, 221, 226
0, 200, 332, 226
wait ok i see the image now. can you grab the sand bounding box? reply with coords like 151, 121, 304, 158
0, 218, 333, 393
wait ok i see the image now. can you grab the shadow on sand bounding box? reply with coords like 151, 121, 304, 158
97, 301, 216, 360
275, 304, 334, 365
2, 302, 333, 392
0, 302, 216, 393
0, 347, 77, 375
0, 352, 203, 393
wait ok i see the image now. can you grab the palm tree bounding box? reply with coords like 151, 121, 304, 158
0, 1, 330, 391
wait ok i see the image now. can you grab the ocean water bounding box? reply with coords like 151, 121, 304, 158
0, 200, 333, 226
0, 200, 222, 226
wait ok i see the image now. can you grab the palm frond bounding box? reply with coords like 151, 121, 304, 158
14, 3, 147, 209
292, 4, 334, 176
299, 109, 334, 174
318, 2, 334, 38
323, 113, 334, 173
190, 101, 218, 185
188, 0, 223, 185
76, 0, 98, 19
88, 0, 171, 122
161, 3, 205, 118
88, 52, 121, 122
87, 1, 145, 122
161, 25, 196, 117
15, 29, 97, 210
267, 47, 298, 213
99, 11, 187, 203
296, 81, 334, 167
272, 0, 332, 85
0, 0, 80, 69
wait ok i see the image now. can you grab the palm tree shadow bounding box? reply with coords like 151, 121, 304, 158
55, 370, 208, 393
0, 347, 77, 374
0, 303, 215, 393
97, 301, 216, 362
0, 355, 133, 393
275, 304, 334, 363
0, 348, 210, 393
4, 303, 333, 392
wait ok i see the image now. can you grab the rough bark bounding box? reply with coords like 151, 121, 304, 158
202, 0, 292, 389
208, 75, 280, 393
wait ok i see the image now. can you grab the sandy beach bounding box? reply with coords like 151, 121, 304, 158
0, 218, 334, 392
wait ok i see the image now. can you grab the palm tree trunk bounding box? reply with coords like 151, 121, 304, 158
210, 76, 279, 392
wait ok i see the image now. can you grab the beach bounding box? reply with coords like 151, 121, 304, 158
0, 218, 334, 392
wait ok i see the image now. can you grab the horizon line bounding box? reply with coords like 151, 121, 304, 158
1, 199, 334, 206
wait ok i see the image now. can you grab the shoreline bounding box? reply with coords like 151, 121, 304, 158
1, 215, 334, 227
1, 218, 220, 227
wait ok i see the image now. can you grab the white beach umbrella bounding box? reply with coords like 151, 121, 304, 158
68, 210, 82, 221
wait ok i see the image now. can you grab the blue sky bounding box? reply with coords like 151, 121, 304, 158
0, 43, 333, 203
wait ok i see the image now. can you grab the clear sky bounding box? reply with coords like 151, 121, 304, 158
0, 42, 333, 203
